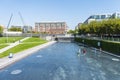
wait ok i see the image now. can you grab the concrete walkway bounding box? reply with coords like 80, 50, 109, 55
0, 41, 56, 69
0, 37, 30, 53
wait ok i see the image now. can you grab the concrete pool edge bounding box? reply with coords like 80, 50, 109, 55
0, 41, 57, 70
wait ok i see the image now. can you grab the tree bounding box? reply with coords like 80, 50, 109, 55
0, 25, 3, 33
79, 24, 88, 34
0, 25, 3, 37
78, 19, 120, 37
67, 30, 75, 34
9, 27, 22, 31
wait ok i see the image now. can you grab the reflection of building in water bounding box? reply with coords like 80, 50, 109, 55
35, 22, 67, 34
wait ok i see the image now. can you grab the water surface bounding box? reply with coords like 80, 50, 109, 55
0, 42, 120, 80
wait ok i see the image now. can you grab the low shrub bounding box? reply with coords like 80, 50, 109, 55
75, 38, 120, 55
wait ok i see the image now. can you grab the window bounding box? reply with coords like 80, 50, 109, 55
94, 15, 100, 19
51, 24, 56, 29
101, 15, 106, 19
45, 24, 50, 29
57, 24, 61, 29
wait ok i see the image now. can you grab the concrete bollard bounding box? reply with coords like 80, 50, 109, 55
9, 53, 13, 58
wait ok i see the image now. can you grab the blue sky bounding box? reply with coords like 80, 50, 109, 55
0, 0, 120, 29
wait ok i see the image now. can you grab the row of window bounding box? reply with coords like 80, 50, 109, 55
39, 26, 65, 29
89, 14, 111, 19
89, 13, 120, 20
36, 24, 65, 27
40, 31, 65, 34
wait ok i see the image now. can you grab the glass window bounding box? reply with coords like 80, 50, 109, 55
57, 24, 61, 29
51, 24, 56, 29
46, 24, 50, 29
94, 15, 100, 19
101, 15, 106, 19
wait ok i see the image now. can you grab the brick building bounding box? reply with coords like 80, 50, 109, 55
35, 22, 67, 34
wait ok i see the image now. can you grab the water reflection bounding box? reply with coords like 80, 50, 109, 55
11, 69, 22, 75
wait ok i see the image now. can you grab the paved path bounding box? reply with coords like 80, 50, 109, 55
0, 41, 56, 69
0, 37, 30, 53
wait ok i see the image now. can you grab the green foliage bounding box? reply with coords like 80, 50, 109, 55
67, 30, 76, 34
0, 37, 23, 43
78, 19, 120, 35
101, 41, 120, 55
9, 27, 22, 31
23, 37, 45, 42
0, 44, 8, 49
0, 26, 3, 33
75, 38, 120, 55
79, 24, 88, 34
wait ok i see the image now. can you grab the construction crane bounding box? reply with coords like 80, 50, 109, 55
6, 13, 13, 43
7, 14, 13, 31
18, 12, 32, 36
18, 12, 26, 33
18, 12, 25, 26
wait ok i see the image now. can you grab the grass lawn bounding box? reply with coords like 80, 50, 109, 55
0, 37, 47, 58
0, 37, 23, 44
23, 37, 45, 42
0, 44, 9, 49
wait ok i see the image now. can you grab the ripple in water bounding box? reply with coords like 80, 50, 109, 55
112, 58, 120, 61
36, 55, 42, 58
11, 70, 22, 75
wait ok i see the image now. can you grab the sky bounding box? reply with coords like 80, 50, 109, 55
0, 0, 120, 29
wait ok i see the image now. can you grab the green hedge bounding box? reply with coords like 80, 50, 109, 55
75, 38, 120, 55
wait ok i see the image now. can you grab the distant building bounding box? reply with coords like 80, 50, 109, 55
84, 14, 111, 24
35, 22, 67, 34
84, 12, 120, 24
23, 26, 32, 33
9, 25, 32, 33
110, 12, 120, 19
75, 23, 82, 30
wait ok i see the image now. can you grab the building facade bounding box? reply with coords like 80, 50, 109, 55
23, 26, 32, 33
110, 12, 120, 19
84, 12, 120, 24
75, 23, 82, 30
84, 14, 111, 24
35, 22, 67, 34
